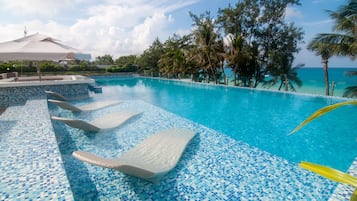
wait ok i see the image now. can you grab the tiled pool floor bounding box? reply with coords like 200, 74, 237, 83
0, 97, 355, 200
50, 99, 339, 200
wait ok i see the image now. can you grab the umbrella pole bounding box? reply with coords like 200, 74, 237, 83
34, 62, 41, 81
37, 68, 42, 81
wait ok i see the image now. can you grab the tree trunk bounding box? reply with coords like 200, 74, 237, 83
233, 67, 237, 86
322, 59, 329, 96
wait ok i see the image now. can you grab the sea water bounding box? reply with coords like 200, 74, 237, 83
296, 67, 357, 96
225, 67, 357, 97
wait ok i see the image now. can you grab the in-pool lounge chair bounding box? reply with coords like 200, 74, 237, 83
48, 99, 121, 112
51, 111, 142, 132
72, 128, 196, 182
45, 90, 67, 101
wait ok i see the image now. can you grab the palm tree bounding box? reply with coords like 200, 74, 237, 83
343, 70, 357, 97
307, 44, 332, 95
190, 11, 222, 84
224, 34, 245, 86
308, 0, 357, 96
263, 64, 303, 92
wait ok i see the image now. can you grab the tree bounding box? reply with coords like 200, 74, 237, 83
262, 22, 304, 92
218, 0, 261, 86
158, 34, 195, 78
115, 55, 137, 67
95, 54, 114, 65
263, 64, 303, 92
343, 70, 357, 98
308, 0, 357, 96
217, 0, 303, 89
137, 38, 164, 75
307, 44, 332, 95
190, 11, 223, 84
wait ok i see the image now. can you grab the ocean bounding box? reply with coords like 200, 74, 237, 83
295, 67, 357, 97
226, 67, 357, 97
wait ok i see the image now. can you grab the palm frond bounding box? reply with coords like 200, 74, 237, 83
345, 71, 357, 77
289, 100, 357, 135
343, 86, 357, 98
299, 161, 357, 188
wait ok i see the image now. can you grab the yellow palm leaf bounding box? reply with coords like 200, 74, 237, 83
299, 161, 357, 188
352, 189, 357, 201
289, 100, 357, 135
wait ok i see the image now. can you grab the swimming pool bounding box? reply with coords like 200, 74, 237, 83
46, 76, 356, 200
94, 76, 357, 171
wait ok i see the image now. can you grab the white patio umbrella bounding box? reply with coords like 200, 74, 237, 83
0, 33, 91, 80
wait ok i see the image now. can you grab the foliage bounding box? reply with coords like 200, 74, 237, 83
216, 0, 303, 89
289, 100, 357, 134
344, 70, 357, 98
136, 38, 164, 75
158, 34, 196, 78
190, 11, 225, 84
0, 63, 15, 73
263, 65, 303, 91
300, 161, 357, 201
300, 161, 357, 187
308, 0, 357, 96
115, 55, 137, 67
95, 54, 114, 65
106, 64, 137, 73
290, 100, 357, 200
39, 62, 65, 72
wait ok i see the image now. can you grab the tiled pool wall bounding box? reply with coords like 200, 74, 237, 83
0, 84, 89, 107
0, 98, 73, 200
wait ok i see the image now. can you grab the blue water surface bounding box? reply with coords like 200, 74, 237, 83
93, 76, 357, 171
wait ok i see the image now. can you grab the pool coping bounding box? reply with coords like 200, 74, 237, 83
0, 75, 94, 88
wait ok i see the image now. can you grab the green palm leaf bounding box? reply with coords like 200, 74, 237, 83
289, 100, 357, 135
300, 161, 357, 188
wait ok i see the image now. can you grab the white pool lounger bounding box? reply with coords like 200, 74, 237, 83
48, 99, 121, 112
72, 128, 196, 182
51, 111, 142, 132
45, 90, 68, 101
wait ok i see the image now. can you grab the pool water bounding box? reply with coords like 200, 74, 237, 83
94, 76, 357, 172
50, 99, 337, 200
47, 76, 356, 200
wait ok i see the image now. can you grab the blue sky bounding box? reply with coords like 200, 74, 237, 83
0, 0, 355, 67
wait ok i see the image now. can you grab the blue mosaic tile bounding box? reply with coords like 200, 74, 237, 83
0, 99, 73, 200
50, 99, 346, 200
1, 94, 355, 200
0, 84, 89, 107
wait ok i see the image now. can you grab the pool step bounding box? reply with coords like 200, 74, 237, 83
88, 84, 102, 93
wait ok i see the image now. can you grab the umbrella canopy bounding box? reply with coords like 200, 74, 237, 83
0, 33, 91, 61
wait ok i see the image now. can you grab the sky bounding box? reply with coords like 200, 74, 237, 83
0, 0, 355, 67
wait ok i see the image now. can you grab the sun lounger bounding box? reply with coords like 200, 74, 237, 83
45, 90, 67, 101
51, 111, 142, 132
48, 99, 121, 112
72, 128, 196, 182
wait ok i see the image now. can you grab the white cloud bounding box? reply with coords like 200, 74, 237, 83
0, 0, 197, 59
302, 19, 334, 26
285, 7, 303, 19
2, 0, 74, 17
